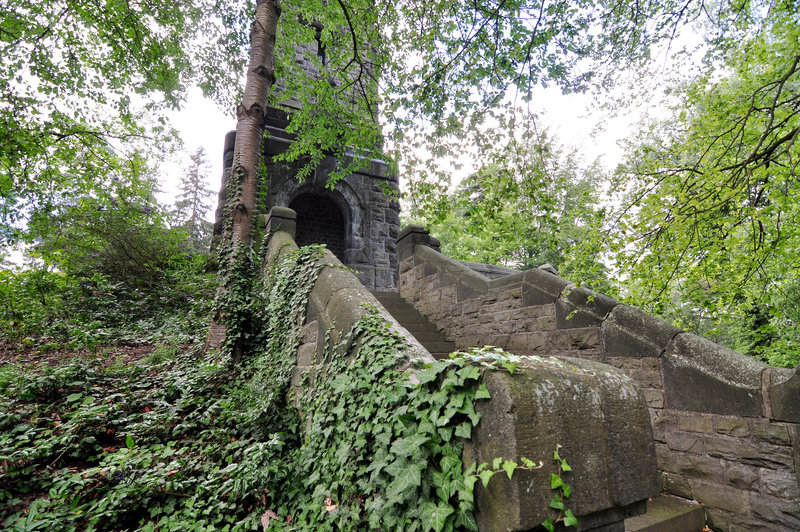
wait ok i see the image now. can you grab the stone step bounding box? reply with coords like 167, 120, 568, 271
371, 290, 455, 360
624, 494, 706, 532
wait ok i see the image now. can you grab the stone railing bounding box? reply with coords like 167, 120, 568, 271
261, 208, 659, 531
397, 224, 800, 531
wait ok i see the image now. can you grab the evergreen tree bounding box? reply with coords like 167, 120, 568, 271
175, 147, 214, 250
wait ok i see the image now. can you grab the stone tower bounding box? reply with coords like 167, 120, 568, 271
210, 95, 400, 292
260, 108, 400, 291
210, 28, 400, 290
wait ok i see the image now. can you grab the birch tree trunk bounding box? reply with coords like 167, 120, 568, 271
206, 0, 281, 353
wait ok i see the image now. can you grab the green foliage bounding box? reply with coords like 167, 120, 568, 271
542, 445, 576, 531
0, 0, 244, 243
0, 259, 214, 350
0, 352, 285, 531
611, 4, 800, 367
1, 244, 577, 530
173, 147, 215, 251
417, 118, 612, 293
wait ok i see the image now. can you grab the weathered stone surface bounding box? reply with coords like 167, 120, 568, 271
643, 388, 664, 408
688, 478, 750, 512
768, 364, 800, 423
555, 286, 618, 329
568, 328, 601, 349
703, 507, 734, 532
665, 431, 704, 454
704, 436, 795, 469
602, 304, 682, 358
677, 414, 714, 434
661, 472, 693, 499
750, 494, 800, 530
753, 421, 792, 445
296, 343, 316, 366
725, 462, 760, 492
265, 205, 297, 237
762, 469, 800, 499
663, 333, 765, 416
716, 417, 751, 438
521, 268, 572, 306
657, 444, 723, 479
467, 357, 657, 532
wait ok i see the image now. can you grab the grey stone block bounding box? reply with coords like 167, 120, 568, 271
688, 478, 750, 513
602, 304, 682, 358
466, 357, 657, 532
726, 462, 760, 491
556, 286, 618, 329
397, 225, 431, 261
768, 364, 800, 423
704, 436, 795, 469
753, 421, 792, 445
662, 333, 765, 416
750, 494, 800, 530
522, 268, 572, 306
761, 469, 800, 499
265, 206, 297, 237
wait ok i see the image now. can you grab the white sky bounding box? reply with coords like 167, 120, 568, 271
158, 85, 638, 220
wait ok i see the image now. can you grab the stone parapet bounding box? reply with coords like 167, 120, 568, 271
397, 226, 800, 531
264, 215, 659, 532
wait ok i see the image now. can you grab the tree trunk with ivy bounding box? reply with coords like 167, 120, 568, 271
206, 0, 281, 354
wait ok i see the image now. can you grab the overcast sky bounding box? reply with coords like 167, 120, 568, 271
159, 84, 638, 222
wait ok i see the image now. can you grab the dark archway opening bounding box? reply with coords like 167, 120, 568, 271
289, 193, 347, 263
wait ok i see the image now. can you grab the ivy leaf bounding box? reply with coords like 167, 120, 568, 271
126, 435, 135, 449
501, 460, 517, 479
457, 365, 481, 382
474, 384, 491, 400
391, 434, 430, 457
550, 494, 565, 510
438, 426, 454, 442
492, 457, 503, 470
563, 483, 572, 498
542, 516, 555, 532
564, 509, 578, 527
420, 500, 454, 532
560, 459, 572, 472
551, 474, 563, 490
440, 454, 460, 474
416, 366, 440, 385
478, 468, 494, 488
454, 422, 471, 439
386, 457, 423, 496
454, 508, 479, 531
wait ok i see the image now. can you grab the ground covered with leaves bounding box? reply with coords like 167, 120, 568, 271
0, 344, 283, 531
1, 246, 573, 531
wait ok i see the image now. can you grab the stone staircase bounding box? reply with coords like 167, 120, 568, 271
375, 288, 709, 532
372, 290, 456, 359
624, 494, 706, 532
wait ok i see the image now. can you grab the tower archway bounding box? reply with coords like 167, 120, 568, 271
289, 193, 347, 263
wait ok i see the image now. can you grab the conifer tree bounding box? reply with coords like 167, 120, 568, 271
175, 147, 214, 250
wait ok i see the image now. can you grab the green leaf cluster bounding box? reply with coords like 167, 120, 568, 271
611, 4, 800, 367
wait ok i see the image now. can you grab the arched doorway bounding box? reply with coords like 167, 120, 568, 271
289, 193, 347, 263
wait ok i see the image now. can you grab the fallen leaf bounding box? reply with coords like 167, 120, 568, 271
261, 510, 279, 529
325, 497, 337, 512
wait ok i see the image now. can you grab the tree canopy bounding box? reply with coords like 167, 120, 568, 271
609, 3, 800, 366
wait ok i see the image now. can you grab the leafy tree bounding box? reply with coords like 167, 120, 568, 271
174, 147, 214, 250
0, 0, 243, 245
419, 121, 611, 292
610, 5, 800, 367
211, 0, 732, 349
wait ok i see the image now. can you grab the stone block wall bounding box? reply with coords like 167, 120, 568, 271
397, 225, 800, 531
262, 210, 660, 532
262, 116, 400, 291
